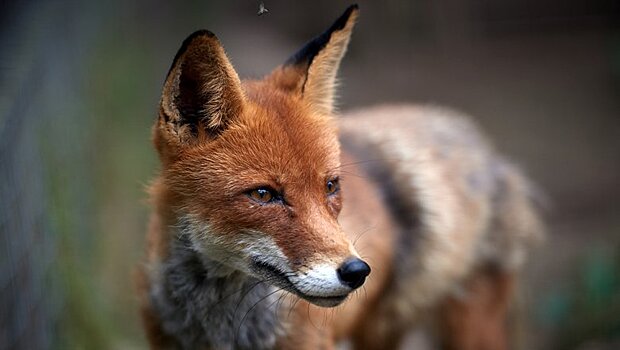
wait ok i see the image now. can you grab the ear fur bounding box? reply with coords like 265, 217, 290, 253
159, 30, 244, 145
269, 5, 359, 115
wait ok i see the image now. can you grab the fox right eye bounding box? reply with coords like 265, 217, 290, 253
248, 188, 278, 204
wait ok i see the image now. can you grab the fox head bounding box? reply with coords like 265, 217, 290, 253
153, 5, 368, 307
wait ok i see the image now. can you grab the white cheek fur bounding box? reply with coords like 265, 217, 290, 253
240, 232, 291, 272
178, 217, 351, 297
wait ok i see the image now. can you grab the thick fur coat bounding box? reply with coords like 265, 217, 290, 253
137, 5, 543, 350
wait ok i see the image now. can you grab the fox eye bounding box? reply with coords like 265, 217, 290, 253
326, 178, 339, 195
248, 188, 276, 203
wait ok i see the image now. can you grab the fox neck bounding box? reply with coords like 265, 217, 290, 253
150, 229, 284, 349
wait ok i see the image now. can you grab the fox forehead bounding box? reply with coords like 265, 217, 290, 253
177, 82, 341, 188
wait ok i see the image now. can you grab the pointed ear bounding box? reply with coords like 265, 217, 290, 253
159, 30, 244, 145
268, 5, 358, 115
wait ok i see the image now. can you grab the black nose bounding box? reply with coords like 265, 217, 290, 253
337, 258, 371, 289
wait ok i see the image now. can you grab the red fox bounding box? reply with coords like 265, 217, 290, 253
137, 4, 543, 349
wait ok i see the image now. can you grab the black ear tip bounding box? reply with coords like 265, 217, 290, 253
332, 4, 360, 31
187, 29, 217, 40
166, 29, 220, 78
284, 4, 359, 68
179, 29, 220, 51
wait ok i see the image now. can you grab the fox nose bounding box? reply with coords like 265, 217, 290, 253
337, 258, 371, 289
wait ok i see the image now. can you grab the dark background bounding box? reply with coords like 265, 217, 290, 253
1, 0, 619, 349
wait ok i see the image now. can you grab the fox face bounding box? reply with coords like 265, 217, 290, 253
153, 6, 368, 307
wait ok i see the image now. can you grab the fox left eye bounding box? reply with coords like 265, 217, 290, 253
326, 178, 339, 195
248, 187, 278, 204
247, 187, 283, 204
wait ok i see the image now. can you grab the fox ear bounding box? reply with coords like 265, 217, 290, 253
269, 5, 358, 115
159, 30, 244, 144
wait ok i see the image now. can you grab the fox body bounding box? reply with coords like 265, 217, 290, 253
138, 5, 543, 350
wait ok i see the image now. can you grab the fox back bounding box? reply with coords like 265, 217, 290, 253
138, 5, 543, 350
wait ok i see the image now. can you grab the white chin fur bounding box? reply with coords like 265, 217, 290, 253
288, 264, 351, 297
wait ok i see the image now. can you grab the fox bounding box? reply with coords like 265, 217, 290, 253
136, 4, 544, 350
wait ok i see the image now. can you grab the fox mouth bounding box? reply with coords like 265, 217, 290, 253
250, 259, 349, 307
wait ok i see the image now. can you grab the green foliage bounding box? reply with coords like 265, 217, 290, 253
542, 246, 620, 349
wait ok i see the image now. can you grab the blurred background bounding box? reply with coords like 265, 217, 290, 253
0, 0, 619, 349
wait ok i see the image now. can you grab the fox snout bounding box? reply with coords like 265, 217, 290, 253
279, 255, 371, 307
239, 224, 370, 307
245, 234, 371, 306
